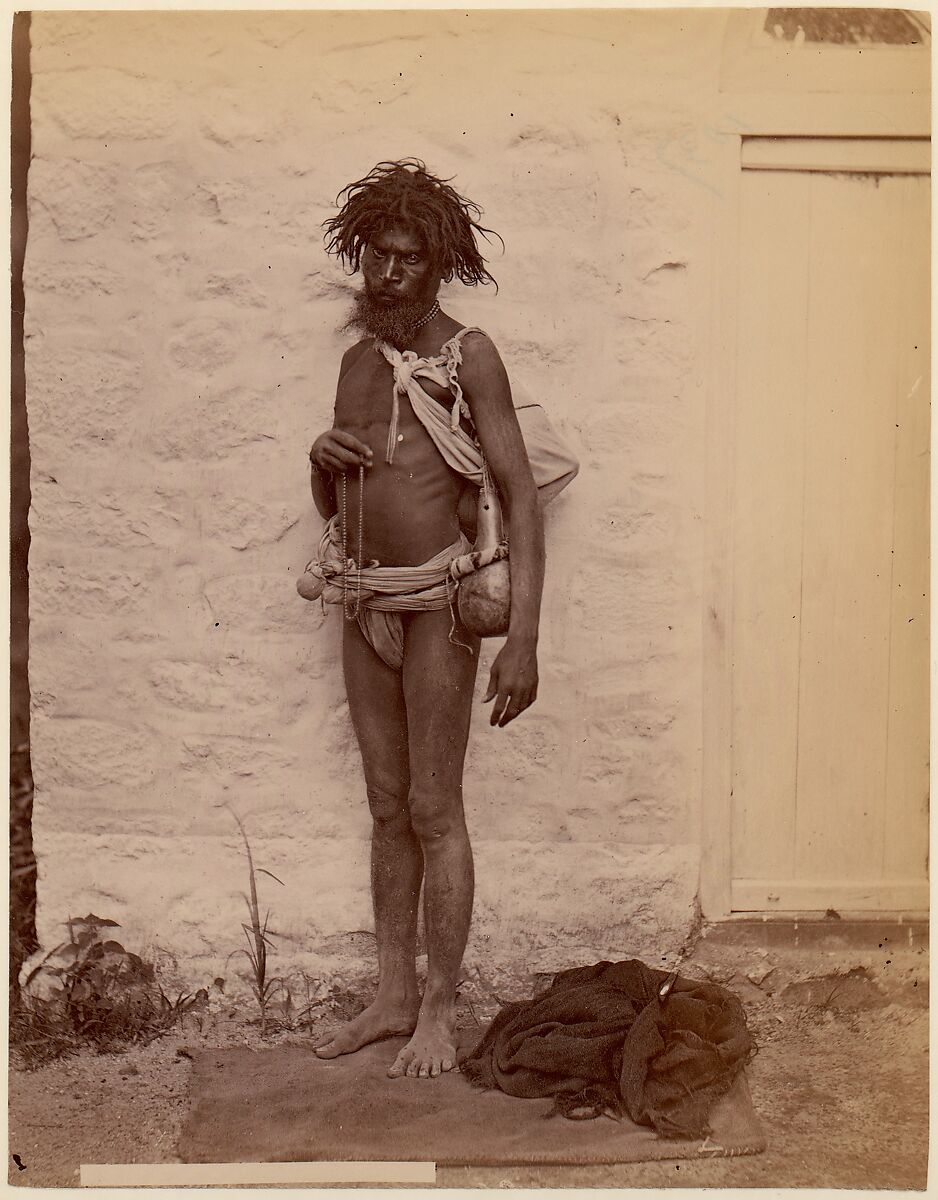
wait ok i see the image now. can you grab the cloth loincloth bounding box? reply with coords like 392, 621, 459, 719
302, 514, 472, 671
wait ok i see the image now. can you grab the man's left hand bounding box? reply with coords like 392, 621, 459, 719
483, 639, 538, 727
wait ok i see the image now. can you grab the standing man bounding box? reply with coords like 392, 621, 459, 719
304, 160, 545, 1079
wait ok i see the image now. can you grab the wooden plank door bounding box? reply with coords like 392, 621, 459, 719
731, 139, 929, 912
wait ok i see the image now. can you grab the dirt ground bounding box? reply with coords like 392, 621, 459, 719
8, 952, 929, 1191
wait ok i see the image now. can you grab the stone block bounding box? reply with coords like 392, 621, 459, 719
29, 11, 109, 62
147, 386, 289, 461
198, 86, 290, 148
30, 12, 217, 75
498, 334, 580, 371
567, 543, 681, 644
581, 401, 678, 469
167, 317, 241, 374
465, 704, 561, 783
28, 625, 102, 715
611, 312, 694, 372
580, 500, 675, 559
301, 268, 357, 304
200, 497, 300, 552
203, 570, 332, 639
572, 759, 688, 818
28, 158, 117, 241
594, 689, 678, 741
625, 177, 694, 235
624, 273, 691, 326
563, 797, 688, 846
31, 831, 373, 964
127, 161, 188, 242
221, 790, 372, 844
29, 477, 186, 551
464, 782, 568, 844
28, 559, 154, 623
470, 841, 699, 967
193, 180, 246, 225
32, 715, 157, 791
27, 618, 166, 719
35, 66, 177, 140
200, 271, 269, 309
148, 656, 294, 717
26, 342, 145, 452
177, 734, 299, 782
25, 257, 122, 299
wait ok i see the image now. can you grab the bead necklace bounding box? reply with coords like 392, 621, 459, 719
411, 299, 440, 333
339, 463, 365, 620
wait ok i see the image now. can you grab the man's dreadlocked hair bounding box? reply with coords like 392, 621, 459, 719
322, 159, 501, 287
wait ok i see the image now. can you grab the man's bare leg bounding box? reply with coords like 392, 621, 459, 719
314, 617, 422, 1057
387, 607, 480, 1079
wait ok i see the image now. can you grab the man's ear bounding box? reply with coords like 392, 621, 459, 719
433, 255, 452, 285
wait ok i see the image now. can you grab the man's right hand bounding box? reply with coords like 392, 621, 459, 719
310, 430, 374, 474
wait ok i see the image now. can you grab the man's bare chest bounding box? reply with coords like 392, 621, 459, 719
335, 347, 454, 436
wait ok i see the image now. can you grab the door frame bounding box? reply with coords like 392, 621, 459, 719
699, 12, 930, 919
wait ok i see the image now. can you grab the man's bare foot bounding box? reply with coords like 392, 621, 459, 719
386, 1008, 458, 1079
313, 1000, 419, 1059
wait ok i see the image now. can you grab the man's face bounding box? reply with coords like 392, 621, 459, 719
361, 224, 441, 309
343, 222, 443, 346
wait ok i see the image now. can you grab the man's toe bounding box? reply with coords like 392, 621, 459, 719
386, 1051, 407, 1078
418, 1062, 431, 1078
406, 1057, 421, 1078
441, 1056, 455, 1073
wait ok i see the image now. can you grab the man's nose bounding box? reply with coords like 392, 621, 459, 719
380, 256, 402, 284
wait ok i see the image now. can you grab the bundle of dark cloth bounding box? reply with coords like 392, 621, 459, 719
461, 959, 755, 1137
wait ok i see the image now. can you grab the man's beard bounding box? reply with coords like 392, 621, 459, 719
341, 288, 435, 348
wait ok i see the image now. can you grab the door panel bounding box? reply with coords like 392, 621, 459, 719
731, 150, 929, 912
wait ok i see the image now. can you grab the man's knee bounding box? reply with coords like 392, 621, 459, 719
366, 780, 410, 830
408, 785, 462, 843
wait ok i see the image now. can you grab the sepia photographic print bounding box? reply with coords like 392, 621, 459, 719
8, 4, 930, 1190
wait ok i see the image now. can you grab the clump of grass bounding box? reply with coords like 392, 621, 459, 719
222, 805, 287, 1035
281, 972, 356, 1034
11, 914, 204, 1069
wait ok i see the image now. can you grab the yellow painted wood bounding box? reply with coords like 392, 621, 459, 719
795, 172, 902, 882
731, 171, 809, 884
730, 155, 929, 911
882, 175, 930, 882
732, 879, 929, 913
717, 92, 930, 139
741, 137, 930, 174
700, 133, 747, 920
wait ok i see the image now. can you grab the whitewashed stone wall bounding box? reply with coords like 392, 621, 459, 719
26, 10, 726, 988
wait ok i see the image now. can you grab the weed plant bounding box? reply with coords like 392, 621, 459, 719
11, 914, 204, 1069
222, 805, 287, 1035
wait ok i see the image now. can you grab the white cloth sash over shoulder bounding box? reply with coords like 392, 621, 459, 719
373, 326, 486, 486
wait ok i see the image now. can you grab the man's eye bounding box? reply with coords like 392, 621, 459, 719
371, 247, 385, 259
405, 256, 421, 265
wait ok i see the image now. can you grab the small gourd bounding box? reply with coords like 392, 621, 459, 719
457, 483, 511, 638
296, 570, 325, 602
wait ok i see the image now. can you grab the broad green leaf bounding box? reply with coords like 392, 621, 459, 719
74, 914, 121, 929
